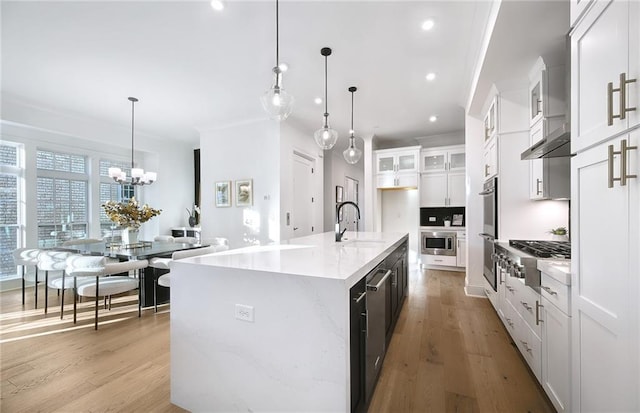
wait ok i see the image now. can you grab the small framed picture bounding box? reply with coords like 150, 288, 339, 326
235, 179, 253, 207
336, 185, 344, 203
215, 181, 231, 207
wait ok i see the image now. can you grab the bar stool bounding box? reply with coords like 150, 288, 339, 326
62, 238, 103, 246
12, 248, 42, 306
174, 236, 199, 244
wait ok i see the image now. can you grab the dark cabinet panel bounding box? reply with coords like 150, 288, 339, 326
350, 277, 367, 413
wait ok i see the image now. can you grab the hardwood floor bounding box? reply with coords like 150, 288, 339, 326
1, 268, 554, 412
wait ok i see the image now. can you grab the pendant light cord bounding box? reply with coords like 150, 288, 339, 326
350, 90, 354, 136
275, 0, 279, 66
324, 55, 328, 116
131, 99, 135, 169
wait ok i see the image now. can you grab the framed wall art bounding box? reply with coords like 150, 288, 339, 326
235, 179, 253, 206
336, 185, 344, 203
215, 181, 231, 207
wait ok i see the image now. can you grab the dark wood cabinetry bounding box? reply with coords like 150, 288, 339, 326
350, 239, 409, 412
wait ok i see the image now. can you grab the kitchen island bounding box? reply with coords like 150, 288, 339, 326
170, 231, 408, 412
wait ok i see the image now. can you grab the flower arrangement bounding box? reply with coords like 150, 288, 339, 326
102, 197, 162, 229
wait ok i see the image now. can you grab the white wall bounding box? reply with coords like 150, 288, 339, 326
280, 122, 324, 241
464, 115, 486, 295
323, 146, 365, 232
380, 189, 420, 262
199, 119, 281, 249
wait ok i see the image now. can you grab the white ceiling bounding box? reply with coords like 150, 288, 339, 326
1, 0, 494, 146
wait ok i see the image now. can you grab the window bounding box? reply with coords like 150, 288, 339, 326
0, 142, 22, 280
36, 150, 88, 247
99, 159, 134, 238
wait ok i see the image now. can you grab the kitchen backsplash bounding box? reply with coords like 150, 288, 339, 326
420, 207, 465, 227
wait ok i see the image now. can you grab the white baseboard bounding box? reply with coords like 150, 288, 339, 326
464, 284, 486, 297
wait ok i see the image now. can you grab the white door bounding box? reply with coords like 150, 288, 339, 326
292, 153, 314, 237
343, 176, 359, 232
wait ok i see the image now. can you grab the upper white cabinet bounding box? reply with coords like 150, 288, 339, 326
570, 0, 594, 27
376, 148, 419, 174
528, 57, 566, 128
375, 146, 420, 189
483, 138, 498, 181
420, 145, 466, 207
571, 0, 639, 154
483, 97, 498, 143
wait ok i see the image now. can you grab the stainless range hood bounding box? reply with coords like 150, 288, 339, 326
521, 123, 572, 160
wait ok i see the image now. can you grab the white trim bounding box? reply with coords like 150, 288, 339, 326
464, 284, 487, 298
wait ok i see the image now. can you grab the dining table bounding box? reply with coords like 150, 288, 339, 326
61, 240, 209, 308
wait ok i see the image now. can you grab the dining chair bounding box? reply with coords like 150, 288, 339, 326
153, 244, 228, 312
154, 235, 175, 242
72, 258, 149, 330
37, 250, 73, 315
12, 248, 42, 306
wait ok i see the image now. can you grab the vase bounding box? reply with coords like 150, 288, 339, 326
188, 216, 197, 228
122, 227, 139, 246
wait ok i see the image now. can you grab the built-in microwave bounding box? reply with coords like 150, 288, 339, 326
421, 231, 457, 257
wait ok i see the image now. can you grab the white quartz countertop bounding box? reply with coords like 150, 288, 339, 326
537, 259, 571, 285
178, 231, 408, 287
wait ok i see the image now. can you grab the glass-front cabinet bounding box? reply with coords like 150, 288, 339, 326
375, 146, 421, 189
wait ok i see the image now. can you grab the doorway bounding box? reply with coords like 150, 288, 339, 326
292, 152, 315, 237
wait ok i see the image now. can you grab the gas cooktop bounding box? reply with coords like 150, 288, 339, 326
508, 240, 571, 259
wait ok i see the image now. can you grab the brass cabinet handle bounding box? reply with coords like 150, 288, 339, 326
608, 143, 622, 188
485, 164, 490, 177
608, 72, 637, 126
536, 178, 542, 195
536, 99, 542, 116
541, 285, 557, 296
520, 301, 533, 312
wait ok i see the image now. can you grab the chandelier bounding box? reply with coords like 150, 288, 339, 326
108, 97, 157, 186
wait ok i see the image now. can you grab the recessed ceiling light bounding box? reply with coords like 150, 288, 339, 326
426, 72, 436, 81
210, 0, 224, 11
278, 62, 289, 72
314, 97, 323, 105
421, 19, 435, 31
429, 115, 438, 122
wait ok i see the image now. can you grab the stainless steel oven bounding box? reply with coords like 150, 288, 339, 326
421, 231, 457, 257
479, 177, 498, 290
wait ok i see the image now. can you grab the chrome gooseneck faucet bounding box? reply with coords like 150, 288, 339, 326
335, 201, 361, 242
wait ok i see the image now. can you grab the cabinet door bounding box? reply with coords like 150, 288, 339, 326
420, 173, 447, 207
529, 70, 544, 127
350, 278, 367, 413
530, 121, 545, 199
376, 174, 395, 189
542, 298, 571, 413
377, 154, 395, 173
448, 149, 466, 171
571, 0, 632, 152
483, 138, 498, 181
484, 98, 498, 143
570, 0, 594, 27
456, 238, 466, 267
396, 173, 418, 188
421, 151, 446, 173
397, 152, 418, 173
571, 133, 638, 412
447, 172, 466, 207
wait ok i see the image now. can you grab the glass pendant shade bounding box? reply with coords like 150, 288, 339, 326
343, 136, 362, 164
314, 117, 338, 149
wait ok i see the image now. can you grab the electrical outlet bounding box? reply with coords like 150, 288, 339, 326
429, 216, 436, 222
235, 304, 254, 322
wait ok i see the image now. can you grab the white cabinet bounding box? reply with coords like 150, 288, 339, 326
421, 146, 465, 173
483, 138, 498, 181
529, 120, 571, 200
570, 0, 594, 27
484, 97, 497, 143
528, 57, 566, 128
540, 271, 572, 413
571, 0, 639, 153
571, 3, 639, 410
376, 146, 420, 189
456, 236, 466, 268
420, 145, 465, 206
571, 132, 639, 413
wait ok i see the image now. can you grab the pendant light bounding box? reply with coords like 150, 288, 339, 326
108, 97, 157, 186
313, 47, 338, 150
260, 0, 294, 121
343, 87, 363, 164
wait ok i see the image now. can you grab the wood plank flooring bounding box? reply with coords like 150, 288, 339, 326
1, 268, 555, 412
